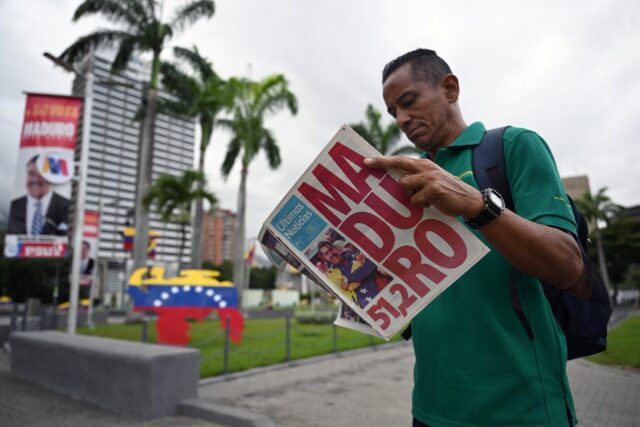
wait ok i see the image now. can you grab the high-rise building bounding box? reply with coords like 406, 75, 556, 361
562, 175, 591, 201
71, 52, 195, 306
202, 209, 236, 266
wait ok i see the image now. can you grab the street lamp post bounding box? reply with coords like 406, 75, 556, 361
45, 52, 135, 333
44, 52, 94, 335
69, 69, 93, 334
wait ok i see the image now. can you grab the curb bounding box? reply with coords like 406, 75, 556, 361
179, 398, 276, 427
198, 340, 411, 386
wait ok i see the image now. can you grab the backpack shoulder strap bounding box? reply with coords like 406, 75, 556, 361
472, 127, 514, 211
472, 126, 534, 341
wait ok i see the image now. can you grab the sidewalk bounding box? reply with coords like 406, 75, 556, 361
196, 343, 640, 427
0, 349, 225, 427
1, 337, 638, 426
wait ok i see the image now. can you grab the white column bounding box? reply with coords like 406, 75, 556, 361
67, 68, 94, 334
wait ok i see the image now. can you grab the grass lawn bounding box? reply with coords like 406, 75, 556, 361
79, 317, 401, 378
586, 315, 640, 370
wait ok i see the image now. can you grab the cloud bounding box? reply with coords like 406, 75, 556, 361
0, 0, 638, 242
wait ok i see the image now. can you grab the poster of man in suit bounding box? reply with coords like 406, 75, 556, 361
80, 211, 99, 288
4, 94, 81, 259
7, 155, 70, 236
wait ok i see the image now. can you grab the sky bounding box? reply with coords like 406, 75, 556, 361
1, 0, 639, 243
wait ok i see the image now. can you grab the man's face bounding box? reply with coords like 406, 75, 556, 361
320, 245, 342, 265
81, 243, 90, 259
383, 63, 455, 153
26, 162, 49, 199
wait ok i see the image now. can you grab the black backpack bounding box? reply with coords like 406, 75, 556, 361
472, 127, 612, 360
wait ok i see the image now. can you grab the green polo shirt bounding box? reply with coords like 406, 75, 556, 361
412, 122, 577, 427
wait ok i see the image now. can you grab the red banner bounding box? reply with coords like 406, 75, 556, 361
18, 240, 68, 258
4, 94, 82, 259
20, 94, 82, 149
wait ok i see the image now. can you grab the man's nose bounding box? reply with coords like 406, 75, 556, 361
396, 109, 411, 131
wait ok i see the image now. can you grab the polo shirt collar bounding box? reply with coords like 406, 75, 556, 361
447, 121, 486, 148
422, 122, 486, 159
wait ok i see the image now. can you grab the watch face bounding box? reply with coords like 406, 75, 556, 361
488, 191, 505, 209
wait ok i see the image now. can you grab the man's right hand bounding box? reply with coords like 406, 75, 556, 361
364, 156, 484, 219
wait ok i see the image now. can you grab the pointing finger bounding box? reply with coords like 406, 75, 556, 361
363, 156, 425, 174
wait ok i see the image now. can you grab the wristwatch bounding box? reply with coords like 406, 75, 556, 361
464, 188, 505, 229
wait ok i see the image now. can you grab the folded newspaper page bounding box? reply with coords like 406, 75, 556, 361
260, 226, 379, 336
259, 125, 490, 340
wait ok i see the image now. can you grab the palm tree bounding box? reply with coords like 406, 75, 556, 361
220, 74, 298, 298
59, 0, 215, 271
160, 46, 235, 268
575, 187, 622, 301
143, 170, 216, 268
349, 104, 420, 156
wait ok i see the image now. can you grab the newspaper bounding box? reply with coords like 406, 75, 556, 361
259, 125, 490, 339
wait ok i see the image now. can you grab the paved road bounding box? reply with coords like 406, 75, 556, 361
1, 336, 638, 426
198, 343, 640, 427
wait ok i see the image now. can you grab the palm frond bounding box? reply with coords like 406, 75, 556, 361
350, 124, 374, 147
255, 75, 298, 117
221, 137, 241, 178
171, 0, 215, 32
216, 118, 234, 132
262, 131, 281, 169
72, 0, 146, 26
158, 98, 194, 118
59, 29, 131, 64
111, 35, 139, 74
173, 46, 215, 81
142, 0, 157, 18
145, 170, 215, 223
350, 104, 403, 155
365, 104, 382, 130
160, 61, 198, 103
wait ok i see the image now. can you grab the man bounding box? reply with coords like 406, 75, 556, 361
317, 240, 381, 309
7, 155, 69, 235
80, 241, 95, 276
364, 49, 583, 427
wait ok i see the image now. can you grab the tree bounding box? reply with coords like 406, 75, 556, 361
575, 187, 622, 301
600, 216, 640, 285
59, 0, 215, 271
203, 260, 233, 282
249, 266, 277, 290
143, 170, 216, 268
349, 104, 420, 156
160, 46, 235, 268
220, 74, 298, 299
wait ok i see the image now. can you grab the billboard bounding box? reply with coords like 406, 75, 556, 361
4, 94, 82, 259
80, 210, 99, 286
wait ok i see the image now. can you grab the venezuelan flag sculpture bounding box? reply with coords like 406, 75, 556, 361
128, 268, 244, 346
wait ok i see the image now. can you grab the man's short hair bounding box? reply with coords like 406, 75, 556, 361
382, 48, 452, 86
27, 154, 39, 166
317, 240, 334, 252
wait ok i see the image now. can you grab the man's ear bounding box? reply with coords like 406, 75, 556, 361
441, 74, 460, 103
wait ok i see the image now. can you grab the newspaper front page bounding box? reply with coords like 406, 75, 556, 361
260, 125, 489, 339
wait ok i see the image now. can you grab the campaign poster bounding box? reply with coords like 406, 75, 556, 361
4, 94, 82, 259
80, 211, 99, 286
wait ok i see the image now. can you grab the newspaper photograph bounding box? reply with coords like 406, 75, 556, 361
259, 225, 381, 336
260, 125, 490, 340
